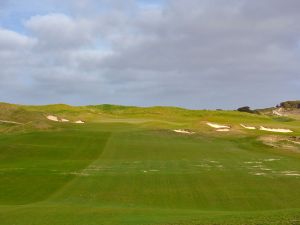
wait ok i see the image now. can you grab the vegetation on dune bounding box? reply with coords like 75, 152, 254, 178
0, 102, 299, 225
236, 106, 259, 114
279, 100, 300, 109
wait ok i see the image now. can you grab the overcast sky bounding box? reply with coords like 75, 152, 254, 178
0, 0, 299, 109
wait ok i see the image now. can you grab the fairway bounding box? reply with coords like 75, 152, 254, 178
2, 0, 300, 223
0, 105, 300, 225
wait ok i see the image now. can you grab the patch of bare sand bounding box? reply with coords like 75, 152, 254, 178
259, 135, 300, 152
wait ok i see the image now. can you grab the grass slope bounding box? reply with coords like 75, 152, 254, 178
0, 103, 299, 225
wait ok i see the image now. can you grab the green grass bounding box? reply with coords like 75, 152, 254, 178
0, 103, 299, 224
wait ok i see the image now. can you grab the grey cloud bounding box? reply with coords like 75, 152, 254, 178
24, 13, 94, 50
99, 0, 300, 94
0, 0, 299, 108
0, 27, 35, 50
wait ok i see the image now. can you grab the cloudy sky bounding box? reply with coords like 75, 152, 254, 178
0, 0, 299, 109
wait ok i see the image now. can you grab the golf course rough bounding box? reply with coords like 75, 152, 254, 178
0, 103, 299, 225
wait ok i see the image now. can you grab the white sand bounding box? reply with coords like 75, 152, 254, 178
264, 158, 280, 162
173, 129, 195, 134
260, 168, 272, 171
253, 173, 266, 176
284, 173, 300, 176
259, 126, 293, 133
252, 165, 263, 168
46, 115, 59, 122
240, 124, 256, 130
282, 171, 300, 176
46, 115, 71, 123
0, 120, 23, 125
75, 120, 85, 124
207, 122, 230, 129
216, 128, 230, 132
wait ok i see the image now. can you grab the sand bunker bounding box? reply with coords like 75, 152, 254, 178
0, 120, 23, 125
259, 126, 293, 133
216, 129, 230, 132
47, 116, 84, 124
240, 124, 256, 130
173, 129, 195, 134
47, 115, 70, 123
47, 115, 59, 122
75, 120, 85, 124
207, 122, 230, 129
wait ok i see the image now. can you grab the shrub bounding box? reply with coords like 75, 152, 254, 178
237, 106, 259, 114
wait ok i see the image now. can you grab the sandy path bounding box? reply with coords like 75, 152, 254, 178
273, 108, 284, 116
273, 110, 283, 116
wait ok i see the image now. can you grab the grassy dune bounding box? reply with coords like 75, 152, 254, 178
0, 103, 299, 224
